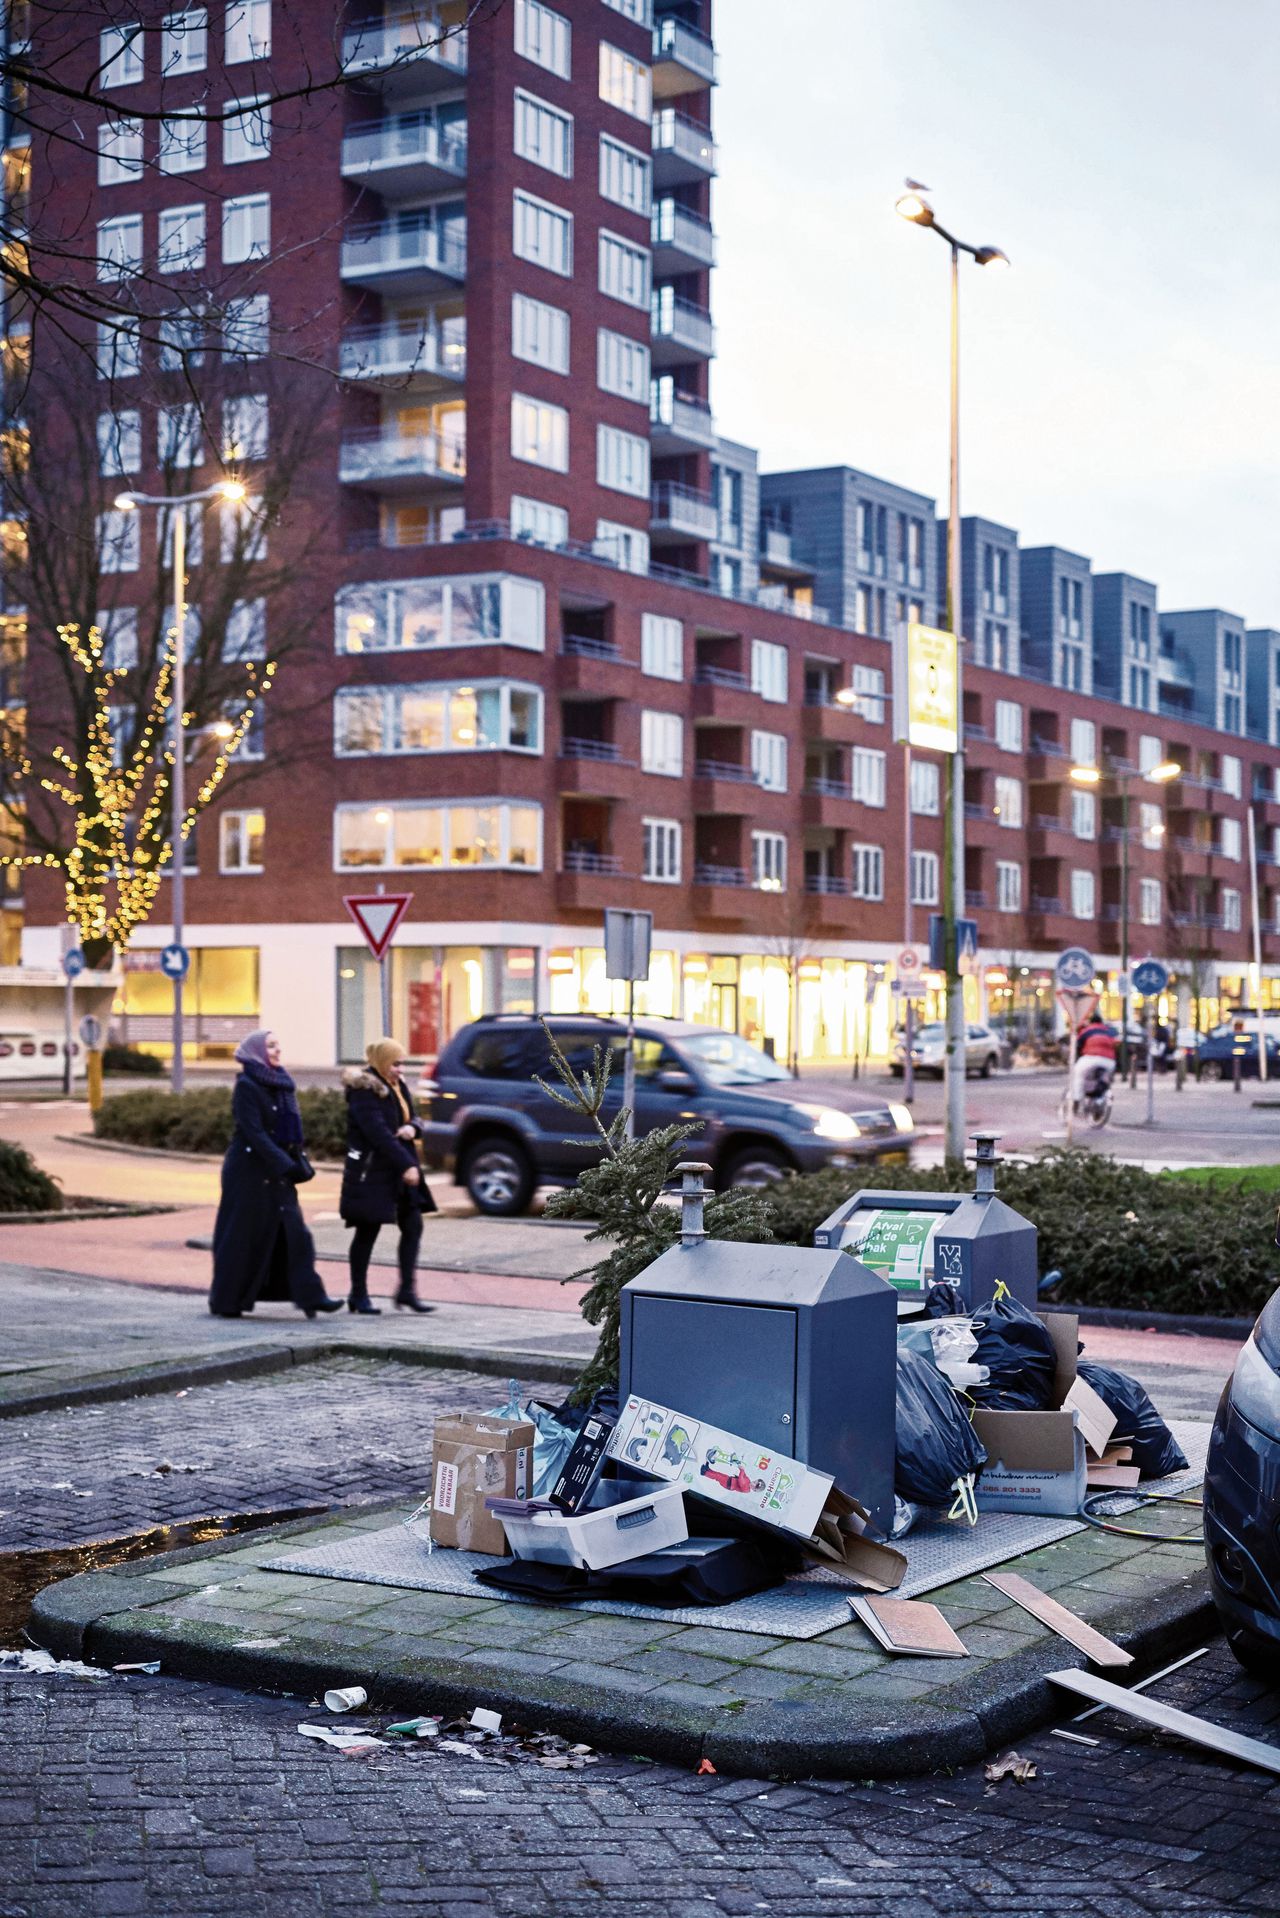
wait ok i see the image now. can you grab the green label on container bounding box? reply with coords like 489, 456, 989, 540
841, 1209, 940, 1293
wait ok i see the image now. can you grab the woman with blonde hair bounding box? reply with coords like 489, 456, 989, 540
339, 1037, 436, 1314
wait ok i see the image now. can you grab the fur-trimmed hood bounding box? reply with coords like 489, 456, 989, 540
342, 1067, 392, 1097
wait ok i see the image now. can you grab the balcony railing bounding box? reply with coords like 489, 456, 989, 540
651, 109, 717, 174
342, 8, 468, 77
561, 634, 621, 662
651, 199, 716, 266
1171, 911, 1226, 930
695, 759, 756, 783
649, 389, 716, 445
561, 737, 623, 762
693, 664, 748, 690
651, 291, 715, 356
562, 850, 622, 875
342, 114, 468, 180
1031, 896, 1064, 914
965, 891, 989, 910
341, 220, 467, 281
693, 863, 747, 888
338, 429, 466, 484
339, 320, 466, 382
652, 14, 717, 84
806, 875, 852, 896
651, 481, 718, 539
805, 777, 847, 798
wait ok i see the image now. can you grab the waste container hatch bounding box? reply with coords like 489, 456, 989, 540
630, 1298, 798, 1442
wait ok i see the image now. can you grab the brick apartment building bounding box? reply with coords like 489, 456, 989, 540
11, 0, 1280, 1067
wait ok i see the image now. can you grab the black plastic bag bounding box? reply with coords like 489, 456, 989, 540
927, 1284, 1058, 1411
1076, 1361, 1188, 1479
895, 1346, 987, 1508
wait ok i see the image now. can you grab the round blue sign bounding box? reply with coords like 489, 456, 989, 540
62, 947, 85, 980
1131, 958, 1169, 997
160, 942, 191, 981
1055, 946, 1094, 989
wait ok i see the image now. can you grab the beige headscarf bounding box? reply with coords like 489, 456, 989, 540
366, 1037, 411, 1125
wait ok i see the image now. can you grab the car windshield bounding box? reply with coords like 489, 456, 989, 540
912, 1024, 944, 1040
678, 1031, 792, 1085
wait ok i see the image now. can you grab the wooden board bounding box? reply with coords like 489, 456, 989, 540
983, 1571, 1133, 1668
848, 1594, 969, 1658
1086, 1464, 1142, 1489
1047, 1668, 1280, 1775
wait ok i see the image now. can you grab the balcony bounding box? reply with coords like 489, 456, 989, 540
651, 292, 715, 365
556, 851, 628, 913
759, 524, 810, 581
651, 481, 717, 543
340, 219, 466, 294
649, 389, 716, 457
801, 697, 858, 743
341, 115, 468, 198
802, 780, 850, 830
651, 15, 717, 94
651, 109, 717, 187
693, 759, 758, 814
692, 863, 751, 924
691, 666, 757, 725
341, 9, 468, 92
338, 427, 466, 492
339, 320, 466, 390
651, 199, 716, 274
558, 737, 634, 798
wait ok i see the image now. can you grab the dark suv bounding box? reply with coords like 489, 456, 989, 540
419, 1015, 915, 1215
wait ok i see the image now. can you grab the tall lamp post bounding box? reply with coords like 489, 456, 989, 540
114, 478, 247, 1094
895, 188, 1008, 1163
1069, 755, 1181, 1073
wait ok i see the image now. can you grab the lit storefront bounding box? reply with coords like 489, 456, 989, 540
114, 948, 260, 1056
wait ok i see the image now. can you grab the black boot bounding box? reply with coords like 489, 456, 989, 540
348, 1295, 382, 1315
394, 1293, 435, 1314
304, 1295, 344, 1318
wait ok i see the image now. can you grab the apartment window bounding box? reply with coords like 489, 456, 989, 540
594, 519, 648, 573
163, 9, 207, 72
641, 709, 682, 776
1222, 887, 1242, 933
335, 574, 545, 656
223, 598, 265, 662
224, 95, 271, 163
851, 843, 883, 901
1138, 877, 1161, 927
97, 606, 139, 672
596, 422, 649, 497
603, 0, 652, 19
1069, 717, 1096, 768
996, 861, 1022, 913
96, 215, 142, 280
641, 612, 681, 681
853, 586, 870, 632
513, 188, 573, 276
1221, 753, 1243, 798
1220, 817, 1242, 861
851, 662, 884, 722
511, 496, 568, 547
96, 321, 141, 380
222, 193, 269, 262
994, 699, 1023, 751
108, 704, 138, 767
100, 23, 143, 87
751, 831, 786, 892
511, 393, 569, 472
599, 42, 651, 120
851, 746, 886, 807
98, 117, 143, 185
159, 402, 202, 469
1071, 787, 1096, 840
335, 679, 543, 757
219, 497, 267, 563
336, 799, 542, 872
1138, 733, 1163, 773
599, 133, 650, 214
750, 639, 787, 704
514, 0, 570, 78
751, 730, 787, 793
220, 809, 264, 873
514, 89, 573, 177
159, 113, 206, 172
511, 292, 569, 373
158, 204, 205, 272
226, 0, 270, 62
910, 850, 939, 907
1139, 801, 1163, 850
596, 327, 649, 402
223, 293, 269, 358
222, 394, 267, 461
158, 310, 205, 370
97, 409, 141, 476
642, 818, 680, 883
98, 509, 140, 574
1070, 869, 1095, 919
994, 774, 1023, 828
909, 757, 940, 816
598, 229, 650, 308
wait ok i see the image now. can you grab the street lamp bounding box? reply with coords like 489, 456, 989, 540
1069, 756, 1181, 1073
895, 188, 1008, 1163
113, 477, 249, 1094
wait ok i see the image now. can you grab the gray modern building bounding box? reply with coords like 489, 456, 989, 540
1159, 609, 1246, 735
1246, 629, 1280, 745
1020, 546, 1094, 694
1093, 572, 1158, 713
707, 434, 760, 602
958, 515, 1020, 672
758, 466, 938, 639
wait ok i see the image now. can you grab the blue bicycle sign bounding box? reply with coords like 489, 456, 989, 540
1055, 946, 1094, 990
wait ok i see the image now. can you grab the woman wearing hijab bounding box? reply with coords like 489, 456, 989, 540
209, 1029, 342, 1319
339, 1036, 436, 1314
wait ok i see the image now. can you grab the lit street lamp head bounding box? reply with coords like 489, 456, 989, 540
218, 477, 247, 503
113, 491, 137, 512
895, 192, 934, 226
975, 245, 1011, 268
1069, 764, 1102, 785
1148, 759, 1182, 783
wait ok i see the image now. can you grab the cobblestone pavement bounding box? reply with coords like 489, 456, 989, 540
2, 1644, 1279, 1918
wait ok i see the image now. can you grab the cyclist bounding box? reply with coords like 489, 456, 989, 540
1073, 1015, 1118, 1107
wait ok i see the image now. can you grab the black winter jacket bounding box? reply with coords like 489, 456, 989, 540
339, 1067, 436, 1226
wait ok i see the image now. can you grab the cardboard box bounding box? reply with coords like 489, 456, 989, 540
430, 1414, 535, 1556
606, 1395, 906, 1590
501, 1481, 688, 1570
972, 1313, 1117, 1516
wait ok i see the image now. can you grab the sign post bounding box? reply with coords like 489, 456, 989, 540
344, 891, 413, 1042
1131, 958, 1169, 1128
79, 1013, 105, 1113
60, 932, 85, 1096
603, 908, 652, 1140
1055, 946, 1096, 1147
896, 945, 922, 1103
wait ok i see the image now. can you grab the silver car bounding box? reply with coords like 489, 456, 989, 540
890, 1021, 1002, 1079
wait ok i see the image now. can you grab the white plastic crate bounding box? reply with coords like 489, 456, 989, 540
501, 1482, 688, 1570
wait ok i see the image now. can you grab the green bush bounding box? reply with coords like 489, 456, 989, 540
102, 1045, 163, 1076
765, 1148, 1279, 1322
0, 1137, 62, 1212
94, 1085, 348, 1159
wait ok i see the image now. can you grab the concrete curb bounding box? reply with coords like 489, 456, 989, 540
1046, 1301, 1254, 1342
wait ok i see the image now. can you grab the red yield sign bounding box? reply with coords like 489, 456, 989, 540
343, 892, 413, 962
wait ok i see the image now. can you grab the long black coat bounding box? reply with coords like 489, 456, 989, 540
340, 1068, 437, 1226
209, 1073, 327, 1315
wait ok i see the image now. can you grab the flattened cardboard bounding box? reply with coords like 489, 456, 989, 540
430, 1415, 534, 1557
1062, 1376, 1117, 1458
1047, 1670, 1280, 1775
972, 1313, 1104, 1516
850, 1594, 968, 1657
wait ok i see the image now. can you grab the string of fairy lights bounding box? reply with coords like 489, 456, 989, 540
0, 619, 275, 951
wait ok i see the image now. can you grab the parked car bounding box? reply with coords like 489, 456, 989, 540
1194, 1022, 1280, 1081
890, 1021, 1001, 1079
1204, 1288, 1280, 1671
419, 1016, 915, 1215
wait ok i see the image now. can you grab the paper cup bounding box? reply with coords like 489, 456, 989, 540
324, 1686, 368, 1713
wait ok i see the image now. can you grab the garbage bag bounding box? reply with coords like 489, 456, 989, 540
895, 1346, 987, 1509
1076, 1362, 1188, 1479
486, 1380, 577, 1497
898, 1316, 990, 1393
926, 1287, 1058, 1410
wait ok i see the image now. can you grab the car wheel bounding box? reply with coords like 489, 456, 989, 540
1226, 1624, 1280, 1677
1200, 1060, 1224, 1082
720, 1144, 792, 1191
463, 1135, 535, 1216
980, 1054, 996, 1079
889, 1064, 903, 1077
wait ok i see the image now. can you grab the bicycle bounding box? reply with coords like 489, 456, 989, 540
1058, 1065, 1114, 1130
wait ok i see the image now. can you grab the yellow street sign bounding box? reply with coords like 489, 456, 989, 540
903, 622, 959, 754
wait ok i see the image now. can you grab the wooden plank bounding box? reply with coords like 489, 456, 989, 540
1047, 1668, 1280, 1775
983, 1571, 1133, 1668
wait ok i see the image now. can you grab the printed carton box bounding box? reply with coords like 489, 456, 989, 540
972, 1313, 1117, 1517
430, 1414, 535, 1556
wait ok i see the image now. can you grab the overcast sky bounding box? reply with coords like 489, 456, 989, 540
712, 0, 1280, 626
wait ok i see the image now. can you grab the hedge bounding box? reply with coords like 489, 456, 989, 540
94, 1086, 348, 1159
765, 1149, 1279, 1322
0, 1138, 63, 1212
103, 1045, 163, 1076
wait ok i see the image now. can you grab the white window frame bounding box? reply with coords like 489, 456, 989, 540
511, 291, 570, 374
510, 496, 568, 547
598, 228, 650, 308
1070, 869, 1096, 920
995, 860, 1022, 913
1071, 787, 1097, 841
159, 401, 203, 470
1222, 887, 1242, 932
1219, 816, 1242, 861
750, 639, 787, 705
514, 88, 573, 177
851, 843, 884, 901
223, 94, 271, 165
96, 320, 141, 380
222, 393, 268, 462
223, 598, 266, 662
1139, 876, 1162, 927
98, 508, 140, 573
162, 8, 208, 73
220, 808, 264, 874
100, 23, 143, 88
225, 0, 271, 63
98, 117, 143, 185
598, 131, 650, 214
851, 662, 884, 723
96, 215, 142, 281
909, 757, 940, 816
513, 188, 573, 276
335, 799, 543, 873
511, 392, 569, 472
751, 729, 787, 794
641, 613, 681, 681
334, 574, 546, 657
157, 203, 206, 272
851, 746, 886, 808
596, 421, 649, 498
994, 774, 1023, 829
596, 326, 649, 403
513, 0, 570, 78
640, 708, 682, 777
1069, 717, 1097, 769
221, 193, 270, 263
97, 408, 142, 476
642, 817, 680, 884
910, 849, 940, 907
1221, 753, 1243, 799
97, 606, 139, 672
594, 519, 648, 574
751, 830, 786, 892
334, 679, 544, 759
1139, 801, 1163, 851
223, 293, 269, 358
994, 698, 1023, 751
159, 112, 206, 173
599, 40, 652, 120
